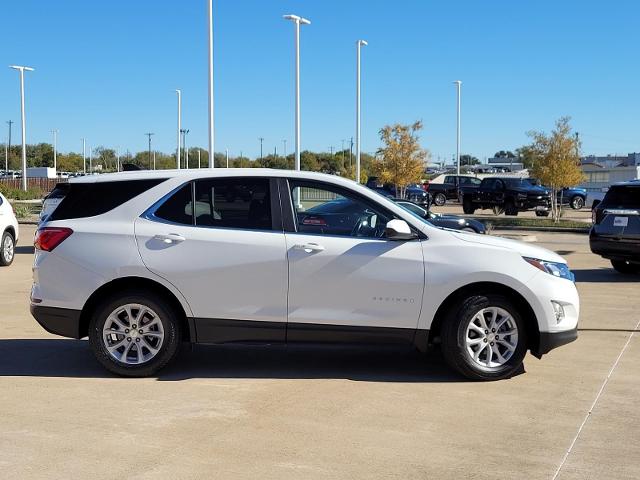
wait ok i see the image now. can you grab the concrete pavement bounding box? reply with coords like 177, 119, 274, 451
0, 226, 638, 479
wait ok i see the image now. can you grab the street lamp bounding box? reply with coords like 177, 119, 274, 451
51, 129, 58, 173
259, 137, 264, 161
453, 80, 462, 175
225, 148, 229, 168
9, 65, 34, 191
355, 40, 367, 184
207, 0, 215, 168
81, 138, 86, 173
283, 14, 311, 171
175, 89, 181, 169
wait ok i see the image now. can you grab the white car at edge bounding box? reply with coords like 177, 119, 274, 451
0, 192, 19, 266
30, 169, 579, 380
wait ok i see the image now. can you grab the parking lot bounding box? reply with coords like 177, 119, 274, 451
1, 225, 638, 479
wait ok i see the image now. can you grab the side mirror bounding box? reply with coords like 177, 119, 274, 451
385, 219, 416, 240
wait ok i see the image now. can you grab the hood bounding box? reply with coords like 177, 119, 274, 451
450, 231, 566, 264
513, 185, 549, 196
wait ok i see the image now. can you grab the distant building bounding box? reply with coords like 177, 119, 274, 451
579, 153, 640, 194
485, 157, 524, 171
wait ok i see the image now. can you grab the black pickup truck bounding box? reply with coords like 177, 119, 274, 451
460, 177, 551, 216
425, 175, 482, 206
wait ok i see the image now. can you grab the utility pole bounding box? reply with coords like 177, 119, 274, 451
329, 146, 334, 155
51, 129, 58, 172
282, 139, 287, 160
145, 133, 154, 169
341, 139, 345, 168
225, 148, 229, 168
259, 137, 264, 161
349, 137, 353, 169
153, 151, 156, 170
355, 40, 367, 183
198, 149, 201, 168
6, 120, 12, 170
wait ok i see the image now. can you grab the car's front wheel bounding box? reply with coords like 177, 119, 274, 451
441, 294, 528, 381
88, 291, 182, 377
570, 195, 585, 210
0, 231, 15, 266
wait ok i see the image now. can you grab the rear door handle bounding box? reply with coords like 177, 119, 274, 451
153, 233, 186, 244
293, 242, 325, 253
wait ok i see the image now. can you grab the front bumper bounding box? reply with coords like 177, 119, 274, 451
532, 327, 578, 358
30, 304, 82, 339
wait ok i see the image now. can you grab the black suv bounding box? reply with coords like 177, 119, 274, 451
590, 181, 640, 273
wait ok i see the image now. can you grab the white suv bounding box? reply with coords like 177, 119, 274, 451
0, 192, 19, 266
31, 170, 579, 380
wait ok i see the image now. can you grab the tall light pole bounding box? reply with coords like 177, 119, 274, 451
6, 120, 12, 170
207, 0, 215, 168
259, 137, 264, 161
175, 89, 181, 169
145, 133, 154, 169
198, 149, 201, 168
116, 147, 120, 172
82, 138, 86, 173
88, 145, 92, 173
355, 40, 367, 184
9, 65, 34, 191
225, 148, 229, 168
453, 80, 462, 175
51, 129, 58, 172
283, 14, 311, 171
282, 139, 287, 160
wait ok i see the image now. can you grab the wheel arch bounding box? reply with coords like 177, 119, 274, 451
427, 282, 540, 351
78, 276, 194, 341
3, 225, 16, 239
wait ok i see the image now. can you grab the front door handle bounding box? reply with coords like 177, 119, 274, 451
153, 233, 186, 244
293, 242, 325, 253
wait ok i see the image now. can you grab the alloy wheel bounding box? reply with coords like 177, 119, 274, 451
102, 303, 165, 365
464, 306, 518, 368
2, 235, 14, 264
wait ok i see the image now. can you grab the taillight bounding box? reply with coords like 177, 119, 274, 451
592, 208, 603, 225
34, 227, 73, 252
423, 182, 430, 191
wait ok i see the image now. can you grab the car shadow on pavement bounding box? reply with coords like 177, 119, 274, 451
573, 268, 640, 283
15, 246, 35, 255
0, 339, 471, 383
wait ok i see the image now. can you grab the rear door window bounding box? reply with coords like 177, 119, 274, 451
153, 183, 194, 225
193, 178, 273, 230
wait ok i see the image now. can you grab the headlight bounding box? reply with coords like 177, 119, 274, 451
523, 257, 574, 281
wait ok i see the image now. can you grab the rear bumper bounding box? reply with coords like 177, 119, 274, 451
532, 328, 578, 358
589, 233, 640, 262
30, 304, 82, 339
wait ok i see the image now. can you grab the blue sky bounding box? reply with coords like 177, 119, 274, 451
1, 0, 639, 161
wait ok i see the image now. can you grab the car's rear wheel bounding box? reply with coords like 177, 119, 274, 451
535, 210, 550, 217
433, 193, 446, 206
0, 231, 15, 267
441, 294, 528, 381
570, 195, 585, 210
88, 291, 182, 377
611, 260, 640, 274
504, 201, 518, 216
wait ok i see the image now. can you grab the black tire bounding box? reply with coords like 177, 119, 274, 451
535, 210, 550, 217
462, 197, 476, 215
0, 230, 15, 267
441, 294, 528, 381
88, 290, 182, 377
504, 200, 518, 216
570, 195, 585, 210
433, 193, 446, 206
611, 260, 640, 274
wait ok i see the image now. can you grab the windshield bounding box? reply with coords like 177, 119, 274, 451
503, 178, 532, 188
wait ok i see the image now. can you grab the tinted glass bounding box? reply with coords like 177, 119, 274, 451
603, 185, 640, 207
291, 183, 393, 238
194, 178, 272, 230
49, 179, 166, 221
154, 183, 194, 225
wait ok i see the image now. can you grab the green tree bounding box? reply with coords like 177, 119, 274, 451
460, 154, 479, 166
373, 121, 428, 197
493, 150, 516, 158
526, 117, 586, 222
